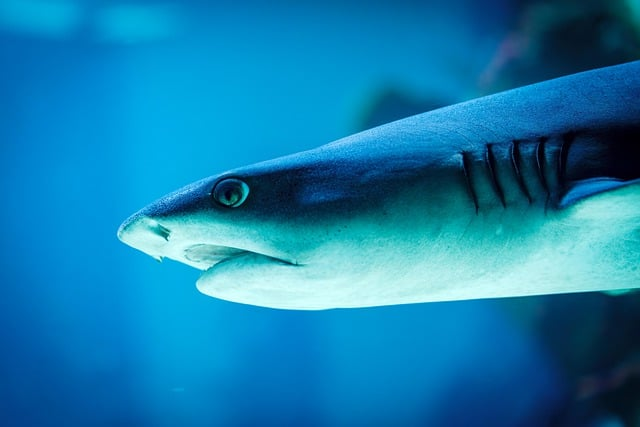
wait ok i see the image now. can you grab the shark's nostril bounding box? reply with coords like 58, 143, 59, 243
117, 214, 172, 262
147, 220, 171, 241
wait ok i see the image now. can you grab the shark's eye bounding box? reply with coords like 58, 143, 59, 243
212, 178, 249, 208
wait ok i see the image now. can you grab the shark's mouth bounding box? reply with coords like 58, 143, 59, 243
183, 243, 295, 271
184, 244, 248, 267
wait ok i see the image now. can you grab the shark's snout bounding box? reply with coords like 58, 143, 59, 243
117, 214, 173, 261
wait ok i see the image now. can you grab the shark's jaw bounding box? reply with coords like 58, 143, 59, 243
117, 212, 318, 309
117, 213, 295, 272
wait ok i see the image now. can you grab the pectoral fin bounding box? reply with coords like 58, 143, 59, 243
559, 178, 640, 209
603, 289, 637, 297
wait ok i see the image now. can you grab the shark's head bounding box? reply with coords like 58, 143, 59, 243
118, 136, 460, 309
118, 61, 640, 309
117, 160, 315, 309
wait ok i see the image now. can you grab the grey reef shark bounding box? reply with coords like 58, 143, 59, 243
118, 61, 640, 310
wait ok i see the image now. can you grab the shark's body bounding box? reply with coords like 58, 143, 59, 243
118, 61, 640, 310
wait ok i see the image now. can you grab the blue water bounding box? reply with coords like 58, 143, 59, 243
1, 1, 638, 426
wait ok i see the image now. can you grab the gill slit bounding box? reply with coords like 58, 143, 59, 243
558, 132, 574, 186
510, 140, 532, 204
536, 137, 550, 195
485, 143, 506, 208
461, 151, 478, 214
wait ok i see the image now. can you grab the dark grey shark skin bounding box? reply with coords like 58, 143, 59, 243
118, 61, 640, 310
